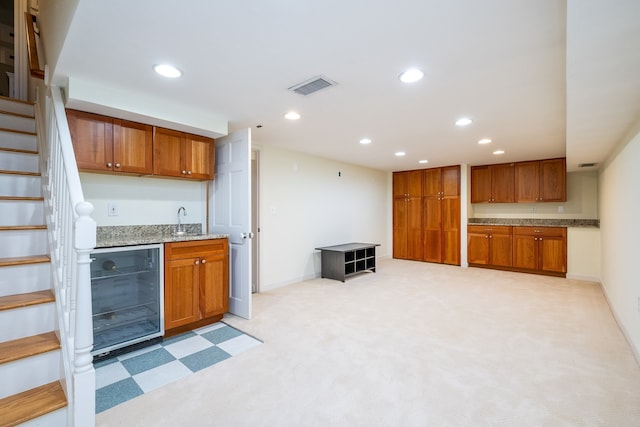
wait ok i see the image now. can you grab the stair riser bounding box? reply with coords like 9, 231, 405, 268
0, 174, 41, 197
0, 262, 51, 297
0, 303, 55, 342
19, 407, 67, 427
0, 200, 44, 226
0, 130, 37, 151
0, 350, 61, 399
0, 99, 34, 117
0, 229, 48, 258
0, 113, 36, 133
0, 151, 39, 173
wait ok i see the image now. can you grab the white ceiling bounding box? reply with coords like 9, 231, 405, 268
50, 0, 640, 172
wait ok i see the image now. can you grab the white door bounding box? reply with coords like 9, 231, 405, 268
209, 129, 252, 319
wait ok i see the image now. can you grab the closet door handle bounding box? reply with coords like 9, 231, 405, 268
201, 259, 206, 264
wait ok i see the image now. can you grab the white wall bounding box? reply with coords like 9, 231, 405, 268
80, 173, 206, 228
37, 0, 79, 79
599, 121, 640, 360
258, 146, 390, 291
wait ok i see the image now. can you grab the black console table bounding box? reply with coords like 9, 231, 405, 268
315, 243, 380, 282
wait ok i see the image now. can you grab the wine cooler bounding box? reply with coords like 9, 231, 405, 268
90, 244, 164, 356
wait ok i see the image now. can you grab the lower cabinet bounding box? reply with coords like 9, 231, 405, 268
467, 225, 567, 277
512, 227, 567, 276
164, 238, 229, 336
467, 226, 512, 267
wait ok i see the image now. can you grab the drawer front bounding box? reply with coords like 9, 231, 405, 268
165, 238, 228, 259
513, 226, 565, 237
468, 225, 512, 235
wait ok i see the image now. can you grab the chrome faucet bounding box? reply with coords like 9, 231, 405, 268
177, 206, 187, 233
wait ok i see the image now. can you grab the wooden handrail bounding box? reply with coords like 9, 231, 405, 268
25, 13, 44, 80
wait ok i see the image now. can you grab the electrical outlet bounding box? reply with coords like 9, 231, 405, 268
107, 202, 119, 216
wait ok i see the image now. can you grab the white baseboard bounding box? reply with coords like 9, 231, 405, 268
566, 273, 601, 283
599, 281, 640, 367
261, 272, 321, 292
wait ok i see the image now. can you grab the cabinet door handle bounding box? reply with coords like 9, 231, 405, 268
489, 235, 493, 239
187, 170, 192, 175
201, 259, 206, 264
182, 170, 187, 174
195, 260, 200, 265
115, 163, 121, 168
106, 162, 113, 168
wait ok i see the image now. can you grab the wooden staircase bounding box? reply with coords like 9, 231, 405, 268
0, 96, 68, 426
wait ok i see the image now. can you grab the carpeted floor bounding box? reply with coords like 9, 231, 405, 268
96, 258, 640, 426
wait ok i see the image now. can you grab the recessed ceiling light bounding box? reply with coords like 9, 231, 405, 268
455, 117, 472, 127
493, 150, 505, 155
399, 68, 424, 83
284, 111, 301, 120
153, 64, 182, 78
360, 138, 372, 145
419, 160, 429, 164
478, 138, 492, 144
395, 151, 406, 157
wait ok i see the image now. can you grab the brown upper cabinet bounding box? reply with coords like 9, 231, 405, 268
471, 157, 566, 204
67, 109, 153, 175
470, 162, 514, 203
515, 158, 566, 202
153, 127, 214, 180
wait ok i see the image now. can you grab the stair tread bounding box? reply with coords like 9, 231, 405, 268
0, 109, 36, 120
0, 290, 54, 312
0, 196, 44, 201
0, 225, 46, 231
0, 332, 60, 365
0, 255, 50, 267
0, 169, 40, 176
0, 147, 38, 155
0, 381, 67, 427
0, 127, 36, 136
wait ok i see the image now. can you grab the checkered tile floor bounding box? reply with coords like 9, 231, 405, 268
94, 322, 261, 413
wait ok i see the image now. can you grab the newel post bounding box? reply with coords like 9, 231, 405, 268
73, 201, 96, 426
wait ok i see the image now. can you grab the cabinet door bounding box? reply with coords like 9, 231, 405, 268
515, 161, 539, 203
471, 166, 491, 203
423, 168, 441, 197
468, 232, 489, 264
113, 119, 153, 174
442, 166, 460, 197
406, 197, 424, 261
66, 110, 113, 172
185, 134, 214, 180
490, 163, 515, 203
539, 158, 566, 202
393, 171, 408, 198
165, 258, 200, 329
199, 253, 229, 318
423, 197, 441, 263
393, 198, 408, 259
406, 170, 423, 197
442, 196, 460, 265
153, 127, 186, 178
539, 236, 566, 273
490, 233, 513, 267
512, 235, 537, 270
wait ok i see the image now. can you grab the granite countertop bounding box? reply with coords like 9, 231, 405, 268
467, 218, 599, 228
96, 224, 229, 248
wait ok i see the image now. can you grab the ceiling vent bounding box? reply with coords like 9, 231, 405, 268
578, 162, 598, 168
288, 76, 337, 96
